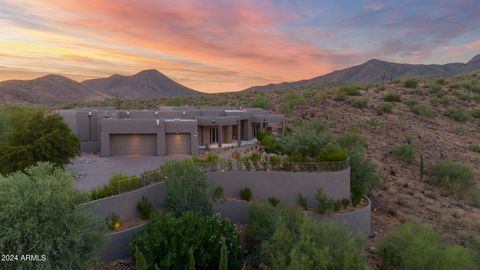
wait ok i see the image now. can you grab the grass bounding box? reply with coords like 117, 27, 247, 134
444, 107, 471, 122
348, 97, 368, 108
382, 92, 402, 102
410, 104, 435, 117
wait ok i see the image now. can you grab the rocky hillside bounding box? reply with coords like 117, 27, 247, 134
0, 75, 107, 104
82, 69, 202, 99
244, 54, 480, 92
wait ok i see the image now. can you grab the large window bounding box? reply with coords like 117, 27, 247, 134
209, 127, 218, 143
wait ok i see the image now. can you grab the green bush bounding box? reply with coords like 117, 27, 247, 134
297, 193, 308, 210
130, 211, 242, 270
411, 104, 435, 117
348, 148, 380, 198
392, 143, 416, 162
254, 203, 367, 270
267, 197, 281, 207
240, 186, 252, 201
466, 187, 480, 208
279, 93, 305, 113
281, 119, 334, 159
403, 79, 418, 88
163, 160, 216, 215
137, 196, 153, 219
0, 106, 79, 174
468, 144, 480, 153
339, 84, 362, 96
428, 160, 473, 196
348, 97, 368, 108
134, 247, 147, 270
444, 107, 471, 122
90, 173, 135, 200
213, 185, 225, 201
377, 103, 394, 115
315, 187, 335, 214
0, 162, 105, 269
471, 108, 480, 118
250, 96, 269, 109
105, 212, 120, 231
378, 221, 476, 270
383, 92, 402, 102
315, 148, 348, 162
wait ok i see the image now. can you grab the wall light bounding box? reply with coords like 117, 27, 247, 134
182, 111, 186, 116
88, 111, 92, 117
126, 111, 130, 116
155, 111, 159, 116
156, 119, 160, 126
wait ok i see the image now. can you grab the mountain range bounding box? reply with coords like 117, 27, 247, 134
1, 54, 479, 104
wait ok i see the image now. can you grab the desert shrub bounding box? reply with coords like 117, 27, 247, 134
315, 148, 348, 162
348, 148, 380, 199
430, 96, 449, 106
254, 203, 366, 270
444, 107, 471, 122
137, 196, 153, 219
378, 221, 476, 270
315, 187, 335, 214
240, 186, 252, 201
250, 96, 269, 109
134, 247, 147, 270
342, 198, 350, 209
334, 91, 348, 101
348, 97, 368, 108
0, 162, 105, 269
267, 197, 281, 207
297, 193, 308, 210
105, 212, 120, 231
463, 80, 480, 93
392, 143, 416, 162
213, 185, 225, 201
334, 200, 343, 211
0, 106, 79, 174
466, 187, 480, 208
259, 132, 281, 153
411, 104, 435, 117
428, 83, 443, 92
163, 160, 216, 215
428, 160, 473, 196
130, 211, 242, 270
377, 103, 393, 115
468, 144, 480, 153
339, 84, 362, 96
90, 173, 135, 200
383, 92, 402, 102
471, 108, 480, 118
281, 119, 334, 159
279, 93, 305, 113
403, 79, 418, 88
404, 99, 419, 108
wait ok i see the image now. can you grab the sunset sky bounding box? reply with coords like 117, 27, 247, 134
1, 0, 480, 92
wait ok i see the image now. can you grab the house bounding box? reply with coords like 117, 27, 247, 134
58, 106, 285, 156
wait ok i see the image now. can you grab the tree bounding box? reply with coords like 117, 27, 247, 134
0, 162, 105, 269
0, 106, 79, 174
162, 159, 217, 215
219, 237, 228, 270
281, 120, 334, 159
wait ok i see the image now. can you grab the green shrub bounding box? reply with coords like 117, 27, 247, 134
377, 103, 393, 115
429, 83, 443, 92
348, 97, 368, 108
334, 92, 347, 101
240, 186, 252, 201
0, 106, 79, 174
315, 187, 335, 214
428, 160, 473, 195
403, 79, 418, 88
342, 198, 350, 209
213, 185, 225, 201
339, 84, 362, 96
250, 96, 269, 109
430, 96, 449, 106
163, 160, 216, 215
297, 193, 308, 210
348, 148, 380, 198
468, 144, 480, 153
378, 221, 476, 270
219, 237, 228, 270
315, 148, 348, 162
466, 187, 480, 208
471, 108, 480, 118
134, 247, 148, 270
404, 99, 419, 108
281, 119, 334, 159
383, 92, 402, 102
130, 211, 242, 270
90, 173, 135, 200
279, 93, 305, 113
444, 107, 471, 122
334, 200, 343, 211
392, 143, 416, 162
267, 197, 281, 207
105, 212, 120, 231
0, 162, 105, 269
411, 104, 434, 117
137, 196, 153, 219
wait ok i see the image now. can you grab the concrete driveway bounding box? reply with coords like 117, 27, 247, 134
66, 155, 187, 191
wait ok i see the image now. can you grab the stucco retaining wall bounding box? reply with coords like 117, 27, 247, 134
102, 224, 146, 262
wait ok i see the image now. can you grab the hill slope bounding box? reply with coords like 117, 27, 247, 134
82, 69, 202, 99
0, 75, 107, 104
244, 54, 480, 92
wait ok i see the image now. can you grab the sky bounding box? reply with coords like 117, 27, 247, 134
1, 0, 480, 92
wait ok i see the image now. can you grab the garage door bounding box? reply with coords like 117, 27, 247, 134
166, 133, 191, 155
110, 134, 157, 156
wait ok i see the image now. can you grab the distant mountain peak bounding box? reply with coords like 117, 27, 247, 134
468, 54, 480, 64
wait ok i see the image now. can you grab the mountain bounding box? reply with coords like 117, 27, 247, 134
0, 75, 107, 104
244, 53, 480, 92
82, 69, 202, 99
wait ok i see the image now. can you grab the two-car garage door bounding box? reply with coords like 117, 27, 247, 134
109, 133, 191, 156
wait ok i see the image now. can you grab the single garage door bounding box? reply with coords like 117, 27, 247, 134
110, 134, 157, 156
166, 133, 191, 155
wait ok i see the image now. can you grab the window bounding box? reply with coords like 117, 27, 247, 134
209, 127, 218, 143
253, 123, 260, 138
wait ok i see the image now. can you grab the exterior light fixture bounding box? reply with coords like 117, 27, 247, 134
126, 111, 130, 116
88, 111, 92, 117
182, 111, 186, 116
156, 119, 160, 126
155, 111, 159, 116
212, 119, 216, 123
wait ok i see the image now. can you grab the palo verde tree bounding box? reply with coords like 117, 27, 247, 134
0, 162, 105, 269
0, 106, 79, 174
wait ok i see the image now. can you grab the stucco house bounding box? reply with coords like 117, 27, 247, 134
58, 106, 285, 156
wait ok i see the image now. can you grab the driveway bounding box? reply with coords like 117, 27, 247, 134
66, 155, 188, 191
